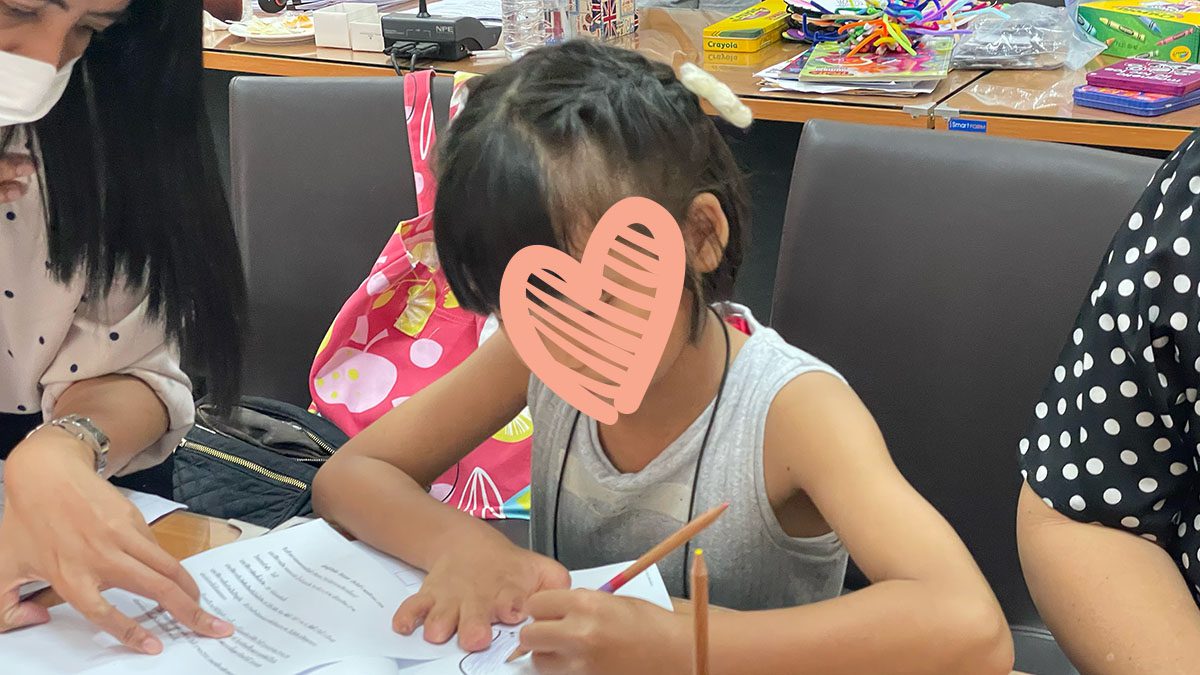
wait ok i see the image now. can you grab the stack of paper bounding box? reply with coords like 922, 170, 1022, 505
757, 38, 954, 97
1, 519, 671, 675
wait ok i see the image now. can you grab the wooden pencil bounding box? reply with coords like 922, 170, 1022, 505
506, 502, 730, 663
597, 502, 729, 593
691, 548, 710, 675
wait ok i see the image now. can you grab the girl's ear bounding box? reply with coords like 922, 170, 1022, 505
685, 193, 730, 275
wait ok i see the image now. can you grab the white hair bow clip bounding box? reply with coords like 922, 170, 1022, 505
678, 62, 754, 130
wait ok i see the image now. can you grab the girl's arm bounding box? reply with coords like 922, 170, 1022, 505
312, 332, 571, 651
1017, 482, 1200, 674
312, 331, 530, 571
518, 372, 1013, 675
705, 372, 1013, 675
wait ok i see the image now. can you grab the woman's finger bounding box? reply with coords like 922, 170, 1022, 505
0, 154, 35, 183
0, 180, 28, 203
104, 554, 232, 639
120, 525, 203, 602
56, 578, 162, 654
0, 551, 47, 631
0, 589, 50, 632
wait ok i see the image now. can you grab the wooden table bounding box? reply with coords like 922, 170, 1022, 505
205, 7, 1200, 151
204, 8, 982, 128
934, 58, 1197, 151
32, 512, 242, 609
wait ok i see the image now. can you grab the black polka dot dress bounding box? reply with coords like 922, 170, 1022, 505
1022, 130, 1200, 600
0, 129, 193, 470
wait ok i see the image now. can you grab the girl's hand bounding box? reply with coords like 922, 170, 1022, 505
393, 537, 569, 652
0, 153, 36, 203
518, 590, 690, 675
0, 432, 234, 653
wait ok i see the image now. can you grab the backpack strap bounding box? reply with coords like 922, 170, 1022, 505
403, 69, 438, 215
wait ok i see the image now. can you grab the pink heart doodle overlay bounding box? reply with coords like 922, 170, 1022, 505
500, 197, 686, 424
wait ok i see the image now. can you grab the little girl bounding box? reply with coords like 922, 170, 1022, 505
313, 41, 1012, 675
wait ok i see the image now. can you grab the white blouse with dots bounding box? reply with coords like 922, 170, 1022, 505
1022, 130, 1200, 601
0, 139, 193, 475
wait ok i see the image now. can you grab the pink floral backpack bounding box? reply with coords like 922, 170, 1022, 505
309, 70, 531, 520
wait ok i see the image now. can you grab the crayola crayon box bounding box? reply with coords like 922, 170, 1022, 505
703, 0, 789, 53
1078, 0, 1200, 62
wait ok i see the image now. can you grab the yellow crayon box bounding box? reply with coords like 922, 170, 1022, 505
1079, 0, 1200, 62
703, 0, 789, 53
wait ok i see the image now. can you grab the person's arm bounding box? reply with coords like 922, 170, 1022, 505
1013, 130, 1200, 672
313, 331, 569, 650
1018, 483, 1200, 674
520, 373, 1013, 675
708, 373, 1011, 674
313, 330, 531, 569
0, 287, 228, 652
24, 374, 170, 476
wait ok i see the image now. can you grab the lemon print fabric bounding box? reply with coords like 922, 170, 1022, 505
493, 407, 533, 443
395, 279, 437, 337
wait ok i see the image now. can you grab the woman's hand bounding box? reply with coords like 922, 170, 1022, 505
518, 590, 689, 674
0, 153, 36, 203
0, 430, 234, 653
393, 536, 569, 652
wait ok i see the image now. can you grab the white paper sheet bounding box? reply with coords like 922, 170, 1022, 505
1, 519, 672, 675
0, 459, 188, 597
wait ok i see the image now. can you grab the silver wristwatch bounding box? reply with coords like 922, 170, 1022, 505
25, 414, 111, 475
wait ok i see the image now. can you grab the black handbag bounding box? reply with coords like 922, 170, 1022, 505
172, 397, 348, 529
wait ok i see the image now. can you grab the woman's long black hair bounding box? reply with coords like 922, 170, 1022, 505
4, 0, 246, 408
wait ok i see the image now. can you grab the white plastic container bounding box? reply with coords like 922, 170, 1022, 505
314, 3, 379, 49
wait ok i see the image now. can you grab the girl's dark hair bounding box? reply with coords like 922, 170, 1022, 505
2, 0, 247, 408
434, 40, 748, 338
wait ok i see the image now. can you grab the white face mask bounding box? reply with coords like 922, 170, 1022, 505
0, 51, 80, 127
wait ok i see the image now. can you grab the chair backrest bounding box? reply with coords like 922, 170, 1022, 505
773, 120, 1158, 630
229, 76, 454, 406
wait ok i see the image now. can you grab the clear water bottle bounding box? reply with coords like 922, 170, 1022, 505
502, 0, 576, 60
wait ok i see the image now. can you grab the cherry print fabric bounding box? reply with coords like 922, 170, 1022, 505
309, 71, 532, 520
1022, 130, 1200, 601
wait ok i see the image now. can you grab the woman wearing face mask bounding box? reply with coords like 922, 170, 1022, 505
0, 0, 245, 654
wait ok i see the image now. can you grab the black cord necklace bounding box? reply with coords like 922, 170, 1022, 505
550, 306, 733, 598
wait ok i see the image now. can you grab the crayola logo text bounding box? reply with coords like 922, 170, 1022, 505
705, 39, 740, 50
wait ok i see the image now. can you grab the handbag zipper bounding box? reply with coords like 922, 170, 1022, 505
178, 440, 309, 491
300, 428, 337, 456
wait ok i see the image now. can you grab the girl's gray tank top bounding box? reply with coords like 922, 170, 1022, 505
527, 304, 849, 610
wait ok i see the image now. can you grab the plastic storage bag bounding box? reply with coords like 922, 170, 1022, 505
951, 3, 1105, 70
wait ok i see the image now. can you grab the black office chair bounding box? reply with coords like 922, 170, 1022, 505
772, 120, 1160, 675
227, 75, 528, 546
